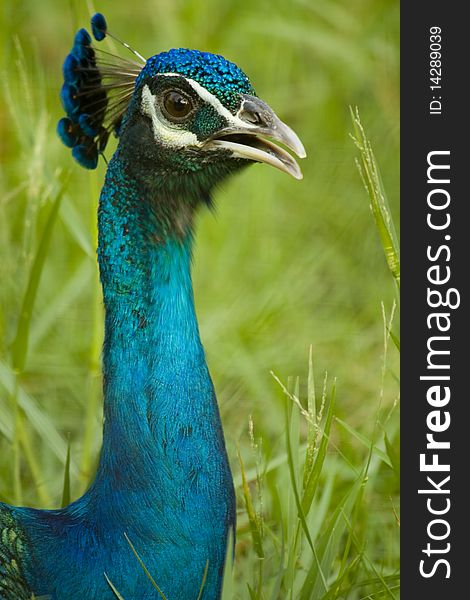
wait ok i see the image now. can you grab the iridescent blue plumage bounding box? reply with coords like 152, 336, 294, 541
56, 117, 77, 148
91, 13, 107, 41
1, 11, 305, 600
139, 49, 255, 110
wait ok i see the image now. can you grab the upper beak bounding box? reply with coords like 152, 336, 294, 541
206, 95, 306, 180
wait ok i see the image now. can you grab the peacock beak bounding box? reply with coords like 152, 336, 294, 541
206, 95, 306, 180
209, 95, 307, 179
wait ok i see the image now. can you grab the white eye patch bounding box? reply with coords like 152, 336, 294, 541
140, 84, 200, 148
140, 75, 258, 149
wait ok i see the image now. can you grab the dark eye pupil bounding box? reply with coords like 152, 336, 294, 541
164, 91, 192, 119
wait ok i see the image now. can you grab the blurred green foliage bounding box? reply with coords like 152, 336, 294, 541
0, 0, 399, 597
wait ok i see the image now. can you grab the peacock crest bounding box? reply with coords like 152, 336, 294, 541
57, 14, 143, 169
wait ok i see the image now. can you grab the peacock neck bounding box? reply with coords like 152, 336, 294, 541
93, 153, 217, 491
27, 159, 234, 600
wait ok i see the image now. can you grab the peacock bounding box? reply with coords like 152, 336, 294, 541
0, 13, 305, 600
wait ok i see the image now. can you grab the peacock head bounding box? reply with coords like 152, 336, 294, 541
58, 13, 305, 188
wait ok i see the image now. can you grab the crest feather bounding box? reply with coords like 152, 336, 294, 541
58, 15, 143, 169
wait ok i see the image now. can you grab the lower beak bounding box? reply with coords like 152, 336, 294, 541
206, 95, 306, 180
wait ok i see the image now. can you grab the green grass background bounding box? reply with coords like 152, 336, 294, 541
0, 0, 399, 598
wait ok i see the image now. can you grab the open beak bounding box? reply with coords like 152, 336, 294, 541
206, 95, 306, 180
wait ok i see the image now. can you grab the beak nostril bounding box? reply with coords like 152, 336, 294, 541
241, 109, 263, 126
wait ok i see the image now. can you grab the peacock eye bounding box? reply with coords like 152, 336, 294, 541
162, 90, 194, 121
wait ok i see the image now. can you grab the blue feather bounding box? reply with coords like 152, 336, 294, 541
62, 54, 79, 85
74, 27, 91, 48
57, 117, 78, 148
78, 114, 98, 137
91, 13, 107, 41
72, 144, 98, 169
60, 82, 79, 120
137, 48, 255, 111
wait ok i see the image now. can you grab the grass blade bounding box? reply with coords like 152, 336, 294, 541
285, 383, 328, 595
61, 435, 71, 508
269, 520, 285, 600
104, 574, 126, 600
304, 346, 317, 488
221, 528, 234, 600
11, 187, 65, 373
384, 431, 400, 477
299, 473, 364, 600
238, 447, 264, 559
233, 443, 308, 489
320, 554, 361, 600
335, 417, 392, 468
388, 328, 400, 353
124, 533, 167, 600
196, 560, 209, 600
29, 258, 94, 351
350, 107, 400, 291
0, 360, 79, 476
302, 384, 336, 514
